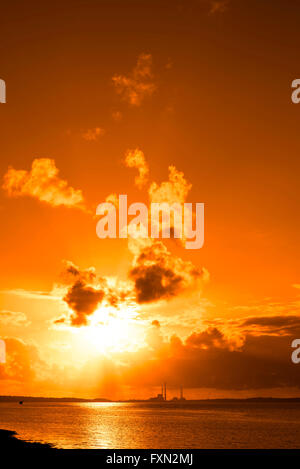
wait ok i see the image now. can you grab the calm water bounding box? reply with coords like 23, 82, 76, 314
1, 401, 300, 449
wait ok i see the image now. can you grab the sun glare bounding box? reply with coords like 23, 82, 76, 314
79, 304, 144, 355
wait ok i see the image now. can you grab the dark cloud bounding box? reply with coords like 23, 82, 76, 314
240, 315, 300, 335
3, 315, 300, 396
61, 260, 97, 284
119, 315, 300, 391
186, 327, 228, 349
120, 325, 298, 391
55, 261, 132, 327
57, 261, 105, 326
131, 264, 183, 303
129, 241, 205, 303
63, 280, 104, 326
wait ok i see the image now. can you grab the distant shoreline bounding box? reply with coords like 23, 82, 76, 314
1, 395, 300, 403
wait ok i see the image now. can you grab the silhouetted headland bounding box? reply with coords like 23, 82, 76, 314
0, 430, 53, 450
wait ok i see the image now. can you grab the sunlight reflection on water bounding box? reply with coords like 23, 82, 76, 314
1, 401, 300, 448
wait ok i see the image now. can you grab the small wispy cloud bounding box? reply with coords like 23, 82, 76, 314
81, 127, 105, 141
0, 289, 61, 301
111, 111, 123, 122
0, 310, 31, 327
112, 53, 156, 106
124, 148, 149, 188
209, 0, 229, 15
105, 193, 119, 208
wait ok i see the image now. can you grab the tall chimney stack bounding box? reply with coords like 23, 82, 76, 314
164, 382, 167, 401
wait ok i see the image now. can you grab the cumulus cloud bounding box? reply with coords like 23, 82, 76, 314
2, 158, 86, 210
125, 148, 149, 188
104, 148, 199, 247
120, 150, 207, 302
147, 163, 203, 248
63, 281, 104, 327
112, 53, 156, 106
55, 261, 132, 327
149, 165, 192, 205
186, 327, 229, 349
129, 240, 208, 303
56, 262, 104, 327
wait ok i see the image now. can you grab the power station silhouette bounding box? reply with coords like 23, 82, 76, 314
149, 383, 186, 402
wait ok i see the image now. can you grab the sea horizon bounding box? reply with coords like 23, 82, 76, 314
2, 395, 300, 403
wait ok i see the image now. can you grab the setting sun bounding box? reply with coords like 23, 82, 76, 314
79, 305, 144, 355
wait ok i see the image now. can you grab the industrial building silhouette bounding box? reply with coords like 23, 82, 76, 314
149, 384, 186, 402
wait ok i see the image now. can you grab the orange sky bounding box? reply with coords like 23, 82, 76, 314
1, 0, 300, 399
